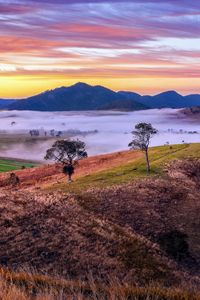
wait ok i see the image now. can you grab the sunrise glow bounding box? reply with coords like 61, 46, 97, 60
1, 0, 200, 98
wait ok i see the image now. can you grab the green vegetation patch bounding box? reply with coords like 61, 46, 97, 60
0, 159, 38, 172
50, 143, 200, 193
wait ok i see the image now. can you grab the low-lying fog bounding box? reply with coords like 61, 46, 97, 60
0, 109, 199, 161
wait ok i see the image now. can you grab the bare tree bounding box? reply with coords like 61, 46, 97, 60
128, 123, 158, 172
44, 139, 87, 181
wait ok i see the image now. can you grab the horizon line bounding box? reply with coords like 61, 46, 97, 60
1, 81, 199, 100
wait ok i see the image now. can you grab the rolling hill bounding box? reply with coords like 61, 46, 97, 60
0, 144, 199, 299
1, 82, 200, 111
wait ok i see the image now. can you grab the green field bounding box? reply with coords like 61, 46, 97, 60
51, 143, 200, 193
0, 158, 38, 172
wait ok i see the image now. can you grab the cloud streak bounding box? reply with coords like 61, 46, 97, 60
0, 0, 200, 96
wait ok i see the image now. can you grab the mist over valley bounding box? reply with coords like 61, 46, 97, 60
0, 109, 199, 161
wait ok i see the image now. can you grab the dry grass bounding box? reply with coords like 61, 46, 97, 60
0, 159, 199, 288
0, 267, 200, 300
77, 159, 200, 272
0, 145, 200, 298
0, 186, 183, 285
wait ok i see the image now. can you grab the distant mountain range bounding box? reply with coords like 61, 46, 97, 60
0, 82, 200, 111
0, 99, 16, 108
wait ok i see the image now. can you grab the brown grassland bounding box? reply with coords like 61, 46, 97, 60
0, 143, 199, 299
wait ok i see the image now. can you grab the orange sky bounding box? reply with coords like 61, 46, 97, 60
1, 76, 200, 98
1, 0, 200, 98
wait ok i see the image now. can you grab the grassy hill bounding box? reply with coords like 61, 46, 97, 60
0, 143, 199, 299
49, 143, 200, 192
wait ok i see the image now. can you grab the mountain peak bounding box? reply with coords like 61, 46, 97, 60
71, 82, 92, 89
156, 90, 182, 97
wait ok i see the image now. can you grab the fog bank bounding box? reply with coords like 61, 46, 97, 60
0, 109, 199, 161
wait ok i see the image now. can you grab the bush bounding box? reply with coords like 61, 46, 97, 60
158, 230, 190, 262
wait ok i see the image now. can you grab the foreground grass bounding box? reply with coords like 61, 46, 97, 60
0, 267, 199, 300
50, 143, 200, 193
0, 158, 38, 172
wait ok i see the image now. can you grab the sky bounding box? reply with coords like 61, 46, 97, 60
0, 0, 200, 98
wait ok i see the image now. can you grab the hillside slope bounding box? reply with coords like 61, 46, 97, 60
78, 160, 200, 272
0, 144, 199, 298
0, 188, 184, 286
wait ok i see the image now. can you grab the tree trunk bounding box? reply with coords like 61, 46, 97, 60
145, 149, 151, 173
68, 173, 72, 182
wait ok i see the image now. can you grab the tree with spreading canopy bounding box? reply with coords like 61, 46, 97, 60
44, 139, 88, 181
128, 122, 158, 172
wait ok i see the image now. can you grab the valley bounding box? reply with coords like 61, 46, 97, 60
0, 109, 199, 161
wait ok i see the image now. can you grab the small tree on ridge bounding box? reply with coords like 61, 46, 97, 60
44, 139, 87, 181
128, 122, 158, 173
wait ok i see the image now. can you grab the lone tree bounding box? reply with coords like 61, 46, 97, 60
128, 123, 158, 172
44, 139, 87, 182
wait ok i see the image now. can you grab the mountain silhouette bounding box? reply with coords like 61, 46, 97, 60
1, 83, 200, 111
